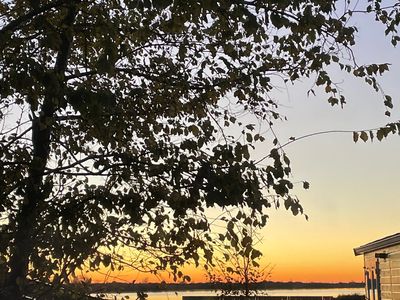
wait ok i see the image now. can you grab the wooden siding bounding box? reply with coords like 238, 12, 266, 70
363, 244, 400, 300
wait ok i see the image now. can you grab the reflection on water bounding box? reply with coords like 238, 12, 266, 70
105, 287, 364, 300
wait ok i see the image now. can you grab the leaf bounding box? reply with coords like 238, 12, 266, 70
291, 204, 299, 216
251, 249, 262, 260
353, 132, 359, 143
360, 131, 368, 142
284, 198, 292, 210
377, 129, 385, 141
283, 154, 290, 165
189, 124, 200, 136
246, 133, 253, 143
103, 255, 111, 267
241, 236, 252, 247
369, 131, 374, 141
384, 95, 393, 109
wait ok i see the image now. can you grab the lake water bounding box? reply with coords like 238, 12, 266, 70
102, 287, 364, 300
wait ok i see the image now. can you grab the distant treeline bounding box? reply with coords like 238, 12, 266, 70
88, 281, 364, 294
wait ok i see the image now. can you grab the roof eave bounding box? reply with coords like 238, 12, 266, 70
353, 233, 400, 256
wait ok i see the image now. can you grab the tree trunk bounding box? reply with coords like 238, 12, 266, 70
6, 123, 49, 298
5, 3, 77, 298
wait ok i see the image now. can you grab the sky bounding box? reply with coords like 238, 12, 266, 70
88, 6, 400, 284
252, 11, 400, 283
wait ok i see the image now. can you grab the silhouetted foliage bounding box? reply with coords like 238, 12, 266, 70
0, 0, 399, 298
205, 211, 271, 297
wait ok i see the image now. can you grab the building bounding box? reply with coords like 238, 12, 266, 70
354, 233, 400, 300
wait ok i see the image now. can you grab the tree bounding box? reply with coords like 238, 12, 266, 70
0, 0, 399, 298
205, 210, 272, 298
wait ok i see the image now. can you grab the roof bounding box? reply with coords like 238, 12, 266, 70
354, 232, 400, 256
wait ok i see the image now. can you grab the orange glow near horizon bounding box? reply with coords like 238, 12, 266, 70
85, 16, 400, 286
86, 261, 364, 284
85, 247, 364, 284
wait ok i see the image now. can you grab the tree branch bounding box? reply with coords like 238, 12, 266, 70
0, 0, 67, 35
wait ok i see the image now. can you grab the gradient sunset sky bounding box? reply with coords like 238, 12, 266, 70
252, 10, 400, 283
89, 7, 400, 284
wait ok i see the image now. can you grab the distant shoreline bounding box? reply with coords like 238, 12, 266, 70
89, 281, 364, 294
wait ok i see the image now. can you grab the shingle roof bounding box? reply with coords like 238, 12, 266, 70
354, 232, 400, 256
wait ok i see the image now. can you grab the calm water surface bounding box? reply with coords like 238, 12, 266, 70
103, 287, 364, 300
